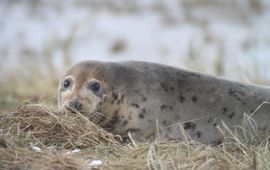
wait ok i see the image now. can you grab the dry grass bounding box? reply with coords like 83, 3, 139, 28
0, 105, 118, 149
0, 104, 270, 170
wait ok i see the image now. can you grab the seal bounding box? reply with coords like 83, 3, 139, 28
58, 60, 270, 144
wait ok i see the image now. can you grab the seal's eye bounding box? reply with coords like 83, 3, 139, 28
63, 78, 72, 89
89, 82, 101, 92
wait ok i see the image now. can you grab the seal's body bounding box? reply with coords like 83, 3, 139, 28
58, 61, 270, 144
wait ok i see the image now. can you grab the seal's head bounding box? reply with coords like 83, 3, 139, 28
58, 61, 110, 123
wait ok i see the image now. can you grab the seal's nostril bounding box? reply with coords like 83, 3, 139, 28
69, 100, 82, 110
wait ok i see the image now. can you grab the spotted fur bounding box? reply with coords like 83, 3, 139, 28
58, 60, 270, 144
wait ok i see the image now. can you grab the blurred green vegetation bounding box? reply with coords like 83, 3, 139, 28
0, 56, 72, 112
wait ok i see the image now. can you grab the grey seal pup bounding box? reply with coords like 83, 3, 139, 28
58, 60, 270, 144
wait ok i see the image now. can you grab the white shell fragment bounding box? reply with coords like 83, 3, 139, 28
88, 160, 103, 167
64, 148, 81, 155
31, 146, 42, 152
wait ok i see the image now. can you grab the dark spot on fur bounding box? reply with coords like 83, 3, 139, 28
131, 103, 140, 108
138, 109, 146, 119
102, 112, 120, 131
197, 131, 202, 138
119, 94, 124, 103
116, 95, 124, 105
228, 89, 244, 101
178, 95, 186, 103
222, 107, 228, 113
160, 104, 173, 111
213, 123, 217, 127
191, 96, 197, 103
228, 112, 235, 119
162, 120, 167, 125
111, 115, 119, 124
160, 82, 169, 92
139, 113, 145, 119
161, 105, 167, 110
112, 92, 118, 100
142, 96, 147, 101
228, 89, 234, 96
114, 110, 119, 115
123, 120, 128, 126
183, 122, 196, 130
176, 79, 185, 88
141, 109, 146, 113
170, 86, 174, 92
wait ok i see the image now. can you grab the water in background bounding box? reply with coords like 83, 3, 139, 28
1, 0, 270, 83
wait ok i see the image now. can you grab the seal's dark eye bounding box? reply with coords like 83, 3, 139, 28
90, 82, 101, 92
63, 79, 72, 89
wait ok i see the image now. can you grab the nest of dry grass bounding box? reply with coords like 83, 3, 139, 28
0, 105, 119, 149
0, 104, 270, 170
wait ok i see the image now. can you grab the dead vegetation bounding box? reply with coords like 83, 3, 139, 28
0, 104, 270, 170
0, 105, 118, 149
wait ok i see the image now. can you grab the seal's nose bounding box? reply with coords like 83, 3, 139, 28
69, 100, 82, 110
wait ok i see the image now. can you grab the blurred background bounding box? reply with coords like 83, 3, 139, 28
0, 0, 270, 111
